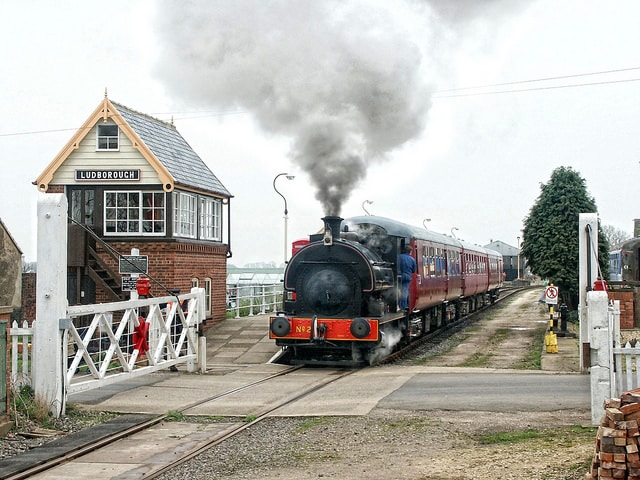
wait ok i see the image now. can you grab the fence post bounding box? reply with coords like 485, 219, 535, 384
249, 286, 255, 316
589, 290, 611, 425
610, 301, 622, 397
190, 287, 206, 373
33, 193, 68, 418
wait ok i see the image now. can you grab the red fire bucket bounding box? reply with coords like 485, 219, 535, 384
136, 278, 151, 296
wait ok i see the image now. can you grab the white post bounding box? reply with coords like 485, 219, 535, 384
130, 247, 140, 301
130, 248, 139, 357
284, 212, 289, 266
579, 213, 599, 373
190, 287, 206, 373
588, 290, 611, 425
33, 193, 68, 417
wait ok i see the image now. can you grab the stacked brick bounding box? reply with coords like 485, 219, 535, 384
588, 388, 640, 479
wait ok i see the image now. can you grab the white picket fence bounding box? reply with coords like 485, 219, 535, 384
10, 320, 33, 389
613, 342, 640, 396
610, 300, 640, 397
612, 295, 640, 397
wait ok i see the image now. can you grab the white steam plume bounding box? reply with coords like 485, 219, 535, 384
154, 0, 432, 215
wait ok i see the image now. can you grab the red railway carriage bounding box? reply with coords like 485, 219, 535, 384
458, 240, 504, 306
291, 238, 309, 258
269, 215, 503, 365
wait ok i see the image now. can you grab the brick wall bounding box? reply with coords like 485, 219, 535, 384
609, 290, 635, 330
47, 185, 64, 193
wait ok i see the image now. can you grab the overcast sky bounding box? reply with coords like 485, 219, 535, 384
2, 1, 639, 266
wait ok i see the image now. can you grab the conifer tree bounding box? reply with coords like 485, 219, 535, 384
521, 166, 609, 308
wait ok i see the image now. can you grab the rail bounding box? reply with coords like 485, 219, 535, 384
1, 365, 351, 480
226, 282, 283, 318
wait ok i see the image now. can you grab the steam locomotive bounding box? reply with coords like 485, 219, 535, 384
269, 215, 504, 365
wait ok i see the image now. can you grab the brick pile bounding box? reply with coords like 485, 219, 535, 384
588, 388, 640, 479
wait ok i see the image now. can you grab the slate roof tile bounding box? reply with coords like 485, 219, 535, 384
113, 102, 231, 198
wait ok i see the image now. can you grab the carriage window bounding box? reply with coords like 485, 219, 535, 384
428, 246, 435, 276
422, 246, 428, 277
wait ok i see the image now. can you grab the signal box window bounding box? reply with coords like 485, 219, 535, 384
71, 189, 94, 226
199, 197, 222, 241
97, 124, 119, 150
104, 191, 165, 235
174, 192, 197, 238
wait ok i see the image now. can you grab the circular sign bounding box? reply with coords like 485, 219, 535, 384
544, 286, 558, 304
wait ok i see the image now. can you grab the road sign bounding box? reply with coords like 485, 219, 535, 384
122, 276, 138, 291
119, 255, 148, 274
544, 285, 559, 305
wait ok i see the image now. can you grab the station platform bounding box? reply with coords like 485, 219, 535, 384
204, 313, 280, 368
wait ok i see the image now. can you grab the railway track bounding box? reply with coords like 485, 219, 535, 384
4, 287, 528, 479
2, 365, 357, 480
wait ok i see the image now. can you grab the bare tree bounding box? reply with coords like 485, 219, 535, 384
22, 260, 37, 273
602, 225, 631, 250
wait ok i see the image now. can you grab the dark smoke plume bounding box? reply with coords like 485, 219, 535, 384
154, 1, 432, 215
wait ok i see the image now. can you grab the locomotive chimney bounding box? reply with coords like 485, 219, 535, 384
322, 216, 343, 246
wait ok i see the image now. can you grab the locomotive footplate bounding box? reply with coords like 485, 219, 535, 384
378, 310, 411, 324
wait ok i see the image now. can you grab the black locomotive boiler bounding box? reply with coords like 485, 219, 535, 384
269, 215, 504, 365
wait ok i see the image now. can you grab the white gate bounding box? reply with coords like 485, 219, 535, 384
65, 288, 206, 395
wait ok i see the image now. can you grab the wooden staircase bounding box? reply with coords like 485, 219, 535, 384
69, 223, 125, 302
86, 244, 125, 301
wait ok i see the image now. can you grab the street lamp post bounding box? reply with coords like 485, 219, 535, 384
451, 227, 459, 239
273, 173, 295, 265
361, 200, 373, 215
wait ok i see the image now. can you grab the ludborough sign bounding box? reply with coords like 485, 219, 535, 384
75, 169, 140, 181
